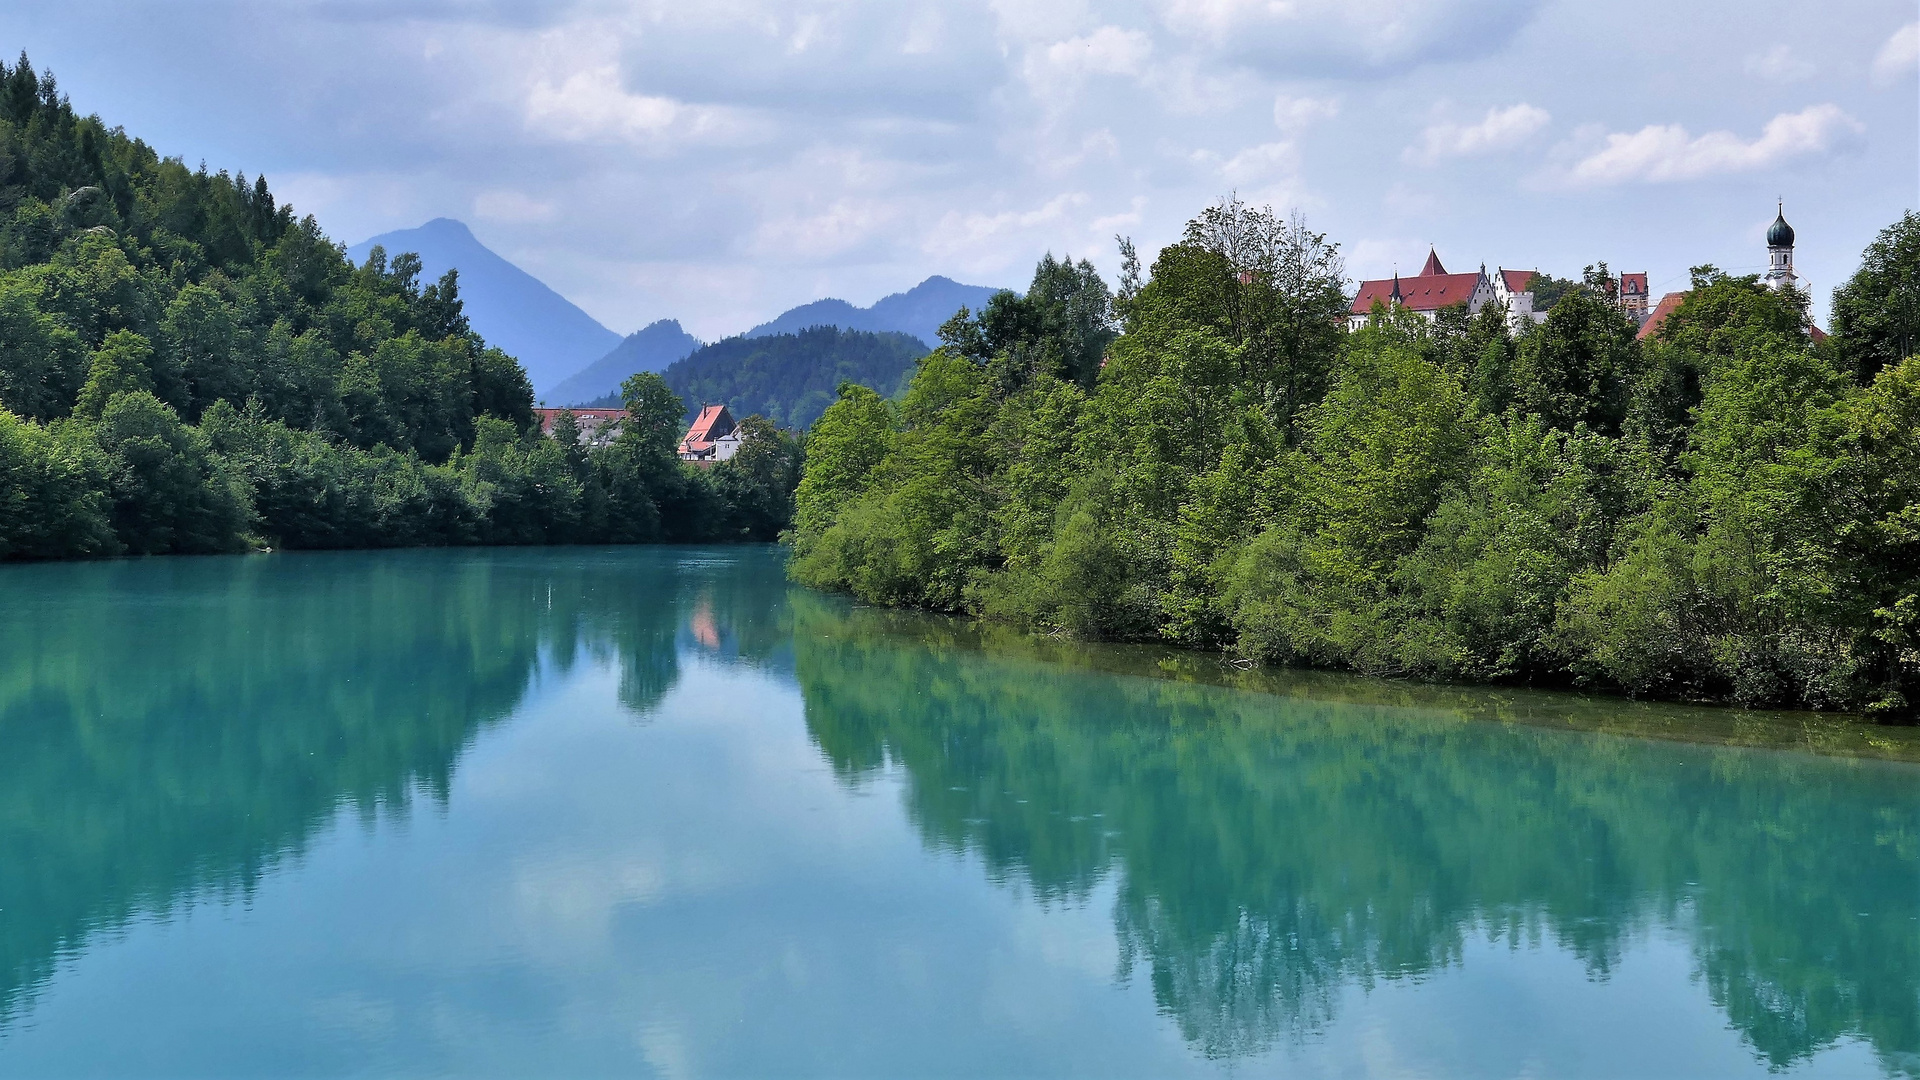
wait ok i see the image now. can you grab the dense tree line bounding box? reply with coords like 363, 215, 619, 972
0, 55, 798, 557
792, 197, 1920, 717
586, 326, 929, 431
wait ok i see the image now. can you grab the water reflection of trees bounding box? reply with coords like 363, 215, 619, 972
0, 546, 790, 1027
793, 596, 1920, 1074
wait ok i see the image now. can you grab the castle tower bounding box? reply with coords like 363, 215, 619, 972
1618, 272, 1649, 323
1763, 203, 1797, 292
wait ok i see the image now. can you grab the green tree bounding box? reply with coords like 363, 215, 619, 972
1509, 267, 1642, 434
713, 416, 802, 541
75, 329, 156, 419
93, 390, 247, 554
0, 277, 86, 419
1828, 211, 1920, 383
791, 382, 893, 551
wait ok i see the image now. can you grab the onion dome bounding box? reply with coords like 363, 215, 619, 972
1767, 205, 1795, 248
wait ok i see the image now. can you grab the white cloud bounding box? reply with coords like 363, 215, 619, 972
524, 64, 737, 147
751, 199, 898, 259
1090, 196, 1148, 235
924, 192, 1090, 262
901, 8, 944, 55
1405, 103, 1550, 165
1152, 0, 1541, 74
1552, 104, 1863, 186
1042, 25, 1154, 79
1744, 44, 1814, 83
1272, 94, 1339, 132
1219, 140, 1298, 185
1872, 22, 1919, 85
473, 189, 557, 224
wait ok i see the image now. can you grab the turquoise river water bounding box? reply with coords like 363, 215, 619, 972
0, 545, 1916, 1078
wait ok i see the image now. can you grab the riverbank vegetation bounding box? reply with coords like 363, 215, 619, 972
0, 55, 799, 559
791, 199, 1920, 717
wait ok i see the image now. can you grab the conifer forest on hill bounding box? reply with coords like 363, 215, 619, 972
0, 55, 799, 557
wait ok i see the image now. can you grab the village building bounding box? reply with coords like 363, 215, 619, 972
678, 404, 743, 464
533, 407, 626, 447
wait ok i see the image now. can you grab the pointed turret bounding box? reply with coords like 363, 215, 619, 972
1766, 201, 1795, 248
1419, 249, 1447, 277
1763, 201, 1798, 292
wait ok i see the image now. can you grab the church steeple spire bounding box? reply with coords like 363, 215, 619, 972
1763, 201, 1798, 292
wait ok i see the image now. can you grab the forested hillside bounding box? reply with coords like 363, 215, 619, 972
587, 326, 930, 429
792, 198, 1920, 717
0, 55, 797, 557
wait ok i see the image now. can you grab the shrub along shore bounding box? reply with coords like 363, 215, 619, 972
790, 199, 1920, 719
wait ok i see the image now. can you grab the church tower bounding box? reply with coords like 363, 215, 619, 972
1763, 203, 1797, 292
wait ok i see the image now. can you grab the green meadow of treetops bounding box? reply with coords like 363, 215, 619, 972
791, 197, 1920, 718
0, 55, 800, 558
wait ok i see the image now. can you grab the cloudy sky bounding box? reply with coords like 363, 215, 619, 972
3, 0, 1915, 338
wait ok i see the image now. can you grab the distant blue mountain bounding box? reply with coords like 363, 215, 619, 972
346, 218, 621, 398
745, 275, 1007, 349
547, 319, 703, 406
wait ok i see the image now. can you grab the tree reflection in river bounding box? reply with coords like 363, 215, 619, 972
0, 547, 791, 1027
792, 595, 1920, 1074
2, 549, 1916, 1076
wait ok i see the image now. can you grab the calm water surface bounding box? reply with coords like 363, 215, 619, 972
0, 546, 1917, 1078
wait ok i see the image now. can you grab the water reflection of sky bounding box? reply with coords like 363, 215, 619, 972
0, 548, 1912, 1077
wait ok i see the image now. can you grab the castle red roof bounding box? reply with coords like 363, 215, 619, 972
1637, 292, 1688, 341
1351, 272, 1485, 315
1419, 249, 1447, 276
1501, 269, 1535, 293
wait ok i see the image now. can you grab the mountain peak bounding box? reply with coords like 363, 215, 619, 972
346, 220, 618, 397
415, 217, 477, 239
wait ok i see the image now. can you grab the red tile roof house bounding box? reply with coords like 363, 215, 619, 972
533, 407, 626, 447
1348, 250, 1540, 332
677, 404, 742, 465
1637, 292, 1690, 341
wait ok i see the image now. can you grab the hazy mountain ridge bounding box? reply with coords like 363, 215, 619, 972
341, 219, 1004, 416
547, 319, 702, 406
554, 274, 1008, 410
346, 219, 620, 397
745, 275, 1007, 348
